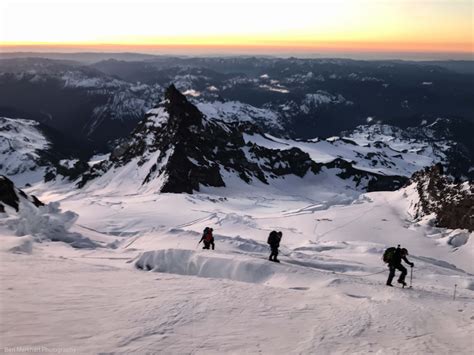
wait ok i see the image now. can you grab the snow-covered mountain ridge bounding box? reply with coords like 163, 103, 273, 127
0, 117, 91, 187
0, 59, 163, 148
76, 85, 465, 197
2, 84, 468, 199
0, 117, 50, 185
1, 68, 162, 129
2, 57, 474, 164
196, 100, 284, 132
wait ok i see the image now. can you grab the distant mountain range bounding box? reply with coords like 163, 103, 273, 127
2, 85, 470, 192
1, 56, 473, 155
0, 54, 473, 191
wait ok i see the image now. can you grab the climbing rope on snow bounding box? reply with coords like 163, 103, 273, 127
278, 246, 387, 278
328, 269, 387, 277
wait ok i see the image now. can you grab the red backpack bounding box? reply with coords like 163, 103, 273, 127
203, 229, 213, 242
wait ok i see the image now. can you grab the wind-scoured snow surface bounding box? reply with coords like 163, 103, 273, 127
0, 117, 49, 186
1, 174, 473, 354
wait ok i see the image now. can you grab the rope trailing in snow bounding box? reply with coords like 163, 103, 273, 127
278, 246, 388, 278
328, 269, 387, 277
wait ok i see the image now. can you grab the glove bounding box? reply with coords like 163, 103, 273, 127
410, 263, 414, 267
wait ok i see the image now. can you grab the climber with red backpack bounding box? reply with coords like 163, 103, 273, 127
383, 245, 414, 287
199, 227, 215, 250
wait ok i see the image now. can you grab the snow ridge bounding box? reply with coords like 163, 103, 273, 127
0, 117, 50, 185
197, 100, 283, 131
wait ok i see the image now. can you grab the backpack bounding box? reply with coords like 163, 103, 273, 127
203, 229, 213, 242
267, 231, 278, 245
382, 247, 396, 264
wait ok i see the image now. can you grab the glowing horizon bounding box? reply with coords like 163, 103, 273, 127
0, 0, 472, 56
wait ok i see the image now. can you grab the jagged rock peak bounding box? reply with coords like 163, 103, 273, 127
410, 164, 473, 231
78, 86, 410, 194
165, 84, 189, 106
161, 84, 204, 127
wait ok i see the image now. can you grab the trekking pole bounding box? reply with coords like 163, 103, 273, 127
453, 284, 457, 301
409, 266, 413, 288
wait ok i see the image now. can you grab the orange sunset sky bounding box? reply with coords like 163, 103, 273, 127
0, 0, 472, 58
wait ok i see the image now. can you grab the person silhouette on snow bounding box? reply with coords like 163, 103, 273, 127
267, 231, 282, 263
200, 227, 215, 250
387, 245, 414, 287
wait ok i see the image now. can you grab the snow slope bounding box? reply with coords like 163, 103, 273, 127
1, 173, 472, 353
2, 248, 472, 354
0, 176, 98, 250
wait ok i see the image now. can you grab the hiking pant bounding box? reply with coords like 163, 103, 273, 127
387, 264, 407, 284
269, 246, 279, 261
203, 241, 215, 250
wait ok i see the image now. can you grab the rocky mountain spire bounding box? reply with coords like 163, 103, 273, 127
78, 85, 409, 194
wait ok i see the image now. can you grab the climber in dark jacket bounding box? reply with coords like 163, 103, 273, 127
267, 231, 282, 262
387, 246, 414, 287
200, 227, 215, 250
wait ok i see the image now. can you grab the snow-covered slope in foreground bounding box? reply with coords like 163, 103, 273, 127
1, 179, 473, 354
0, 176, 98, 251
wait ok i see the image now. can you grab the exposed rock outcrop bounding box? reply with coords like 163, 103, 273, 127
0, 175, 43, 212
410, 164, 473, 231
